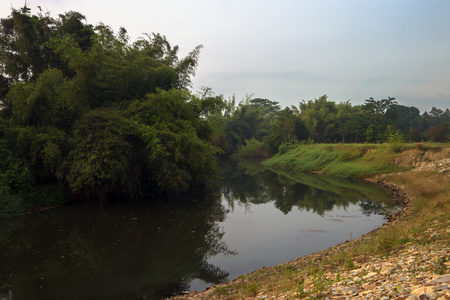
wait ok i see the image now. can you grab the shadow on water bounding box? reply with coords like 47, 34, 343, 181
0, 158, 398, 299
0, 191, 234, 300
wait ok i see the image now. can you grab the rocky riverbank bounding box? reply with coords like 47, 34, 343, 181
167, 147, 450, 300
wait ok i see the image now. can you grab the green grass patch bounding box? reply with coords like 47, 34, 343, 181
262, 143, 422, 179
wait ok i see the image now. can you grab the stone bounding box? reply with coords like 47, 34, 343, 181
363, 283, 377, 290
427, 291, 441, 300
363, 272, 378, 279
436, 291, 450, 300
435, 284, 449, 291
412, 286, 435, 296
428, 275, 450, 285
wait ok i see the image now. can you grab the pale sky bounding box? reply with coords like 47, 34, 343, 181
2, 0, 449, 113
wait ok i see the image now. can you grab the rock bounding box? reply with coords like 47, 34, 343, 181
426, 291, 441, 300
411, 286, 435, 296
435, 284, 449, 291
437, 291, 450, 300
363, 272, 378, 279
428, 275, 450, 285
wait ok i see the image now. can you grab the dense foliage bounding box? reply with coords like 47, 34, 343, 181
0, 6, 448, 215
0, 6, 223, 214
222, 95, 449, 158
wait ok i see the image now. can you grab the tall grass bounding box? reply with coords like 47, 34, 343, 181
262, 143, 411, 179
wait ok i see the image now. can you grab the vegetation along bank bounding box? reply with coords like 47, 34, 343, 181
168, 143, 450, 299
0, 4, 449, 299
1, 5, 449, 217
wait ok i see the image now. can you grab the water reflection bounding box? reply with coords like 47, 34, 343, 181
0, 159, 398, 299
0, 191, 234, 300
221, 158, 395, 216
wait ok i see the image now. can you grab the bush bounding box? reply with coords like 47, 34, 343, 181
278, 142, 297, 155
0, 190, 25, 217
338, 147, 363, 162
384, 126, 405, 153
232, 138, 267, 158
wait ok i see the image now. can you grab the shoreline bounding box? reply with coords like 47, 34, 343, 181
166, 169, 449, 299
166, 176, 413, 299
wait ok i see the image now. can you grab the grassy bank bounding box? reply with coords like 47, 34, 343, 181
169, 143, 449, 299
261, 143, 447, 179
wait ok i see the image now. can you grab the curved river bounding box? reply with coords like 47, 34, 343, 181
0, 159, 399, 299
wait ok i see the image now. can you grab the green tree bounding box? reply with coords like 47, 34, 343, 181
299, 95, 337, 143
6, 68, 79, 130
392, 104, 421, 134
66, 109, 133, 200
364, 124, 376, 143
361, 97, 399, 142
348, 107, 368, 143
0, 74, 9, 106
224, 98, 281, 153
0, 5, 54, 81
0, 5, 219, 208
126, 89, 220, 194
264, 107, 308, 156
335, 100, 354, 143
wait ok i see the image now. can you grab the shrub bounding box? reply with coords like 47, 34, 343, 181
0, 190, 25, 217
278, 142, 298, 155
384, 126, 405, 153
338, 147, 363, 162
232, 138, 267, 158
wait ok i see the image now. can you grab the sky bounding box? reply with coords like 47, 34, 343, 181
2, 0, 449, 113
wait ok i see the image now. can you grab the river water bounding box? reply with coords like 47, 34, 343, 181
0, 160, 398, 299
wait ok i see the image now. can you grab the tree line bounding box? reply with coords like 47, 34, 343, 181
0, 6, 448, 214
223, 95, 449, 158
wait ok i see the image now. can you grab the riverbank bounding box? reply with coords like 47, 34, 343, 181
167, 144, 450, 299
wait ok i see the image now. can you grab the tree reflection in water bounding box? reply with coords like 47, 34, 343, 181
0, 159, 397, 300
0, 189, 235, 300
221, 158, 395, 217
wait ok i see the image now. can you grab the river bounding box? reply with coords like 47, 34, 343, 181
0, 159, 398, 299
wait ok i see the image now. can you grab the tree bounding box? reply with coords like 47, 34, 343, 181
393, 104, 422, 134
66, 109, 133, 200
335, 100, 354, 143
6, 68, 79, 130
0, 5, 54, 81
264, 107, 308, 156
125, 89, 221, 194
361, 97, 399, 142
426, 123, 449, 142
55, 11, 94, 51
224, 97, 281, 153
0, 6, 218, 207
348, 107, 368, 143
362, 97, 397, 115
299, 95, 337, 143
